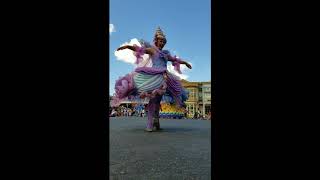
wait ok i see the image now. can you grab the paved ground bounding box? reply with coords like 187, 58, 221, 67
109, 117, 211, 180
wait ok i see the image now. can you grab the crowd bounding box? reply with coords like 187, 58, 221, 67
192, 109, 211, 120
109, 105, 146, 117
109, 104, 212, 120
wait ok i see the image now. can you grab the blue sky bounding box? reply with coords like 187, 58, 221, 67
110, 0, 211, 95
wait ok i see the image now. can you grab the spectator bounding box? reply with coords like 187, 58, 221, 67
197, 109, 202, 119
184, 109, 188, 119
142, 109, 145, 117
110, 109, 117, 117
129, 109, 132, 116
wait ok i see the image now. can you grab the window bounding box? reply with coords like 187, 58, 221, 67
188, 88, 196, 99
205, 105, 211, 114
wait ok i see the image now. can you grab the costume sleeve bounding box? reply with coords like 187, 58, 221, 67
133, 44, 145, 64
171, 55, 184, 74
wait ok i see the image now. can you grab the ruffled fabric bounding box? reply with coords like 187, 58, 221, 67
161, 84, 189, 107
154, 47, 183, 74
166, 73, 182, 96
110, 73, 136, 107
135, 67, 166, 75
152, 47, 170, 62
133, 44, 145, 64
166, 72, 184, 107
139, 81, 167, 99
171, 55, 184, 74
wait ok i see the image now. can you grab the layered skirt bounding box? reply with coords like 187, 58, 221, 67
111, 67, 188, 107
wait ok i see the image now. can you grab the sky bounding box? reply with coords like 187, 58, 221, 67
110, 0, 211, 95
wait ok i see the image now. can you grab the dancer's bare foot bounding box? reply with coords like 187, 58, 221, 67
140, 92, 147, 98
153, 121, 163, 131
153, 126, 163, 131
144, 128, 153, 132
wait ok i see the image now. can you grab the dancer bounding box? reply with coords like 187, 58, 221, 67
111, 27, 192, 132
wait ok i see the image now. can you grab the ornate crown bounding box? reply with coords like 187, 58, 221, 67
153, 27, 167, 43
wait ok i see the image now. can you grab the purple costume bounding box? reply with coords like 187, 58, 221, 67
111, 40, 189, 130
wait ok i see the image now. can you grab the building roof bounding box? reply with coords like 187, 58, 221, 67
180, 79, 212, 88
181, 79, 212, 84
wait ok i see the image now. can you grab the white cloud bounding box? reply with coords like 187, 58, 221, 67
114, 38, 191, 79
114, 38, 142, 64
109, 24, 115, 34
167, 62, 192, 80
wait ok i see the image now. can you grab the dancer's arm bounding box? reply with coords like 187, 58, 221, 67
117, 45, 154, 55
180, 60, 192, 69
117, 45, 136, 51
167, 55, 192, 69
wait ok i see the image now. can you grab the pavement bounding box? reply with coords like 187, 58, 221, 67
109, 117, 211, 180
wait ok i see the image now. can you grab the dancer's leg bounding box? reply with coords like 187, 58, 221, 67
153, 95, 163, 130
146, 100, 155, 131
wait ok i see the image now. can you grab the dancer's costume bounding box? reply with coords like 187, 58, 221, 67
111, 28, 189, 130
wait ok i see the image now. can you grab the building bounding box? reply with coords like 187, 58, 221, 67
200, 81, 212, 116
181, 79, 213, 118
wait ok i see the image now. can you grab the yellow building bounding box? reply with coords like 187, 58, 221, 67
181, 79, 212, 118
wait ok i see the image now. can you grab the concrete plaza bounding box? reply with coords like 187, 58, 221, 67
109, 117, 211, 180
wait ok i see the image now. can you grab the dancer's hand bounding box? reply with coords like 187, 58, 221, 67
163, 73, 168, 80
185, 63, 192, 69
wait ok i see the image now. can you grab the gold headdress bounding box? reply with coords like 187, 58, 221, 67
153, 26, 167, 43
